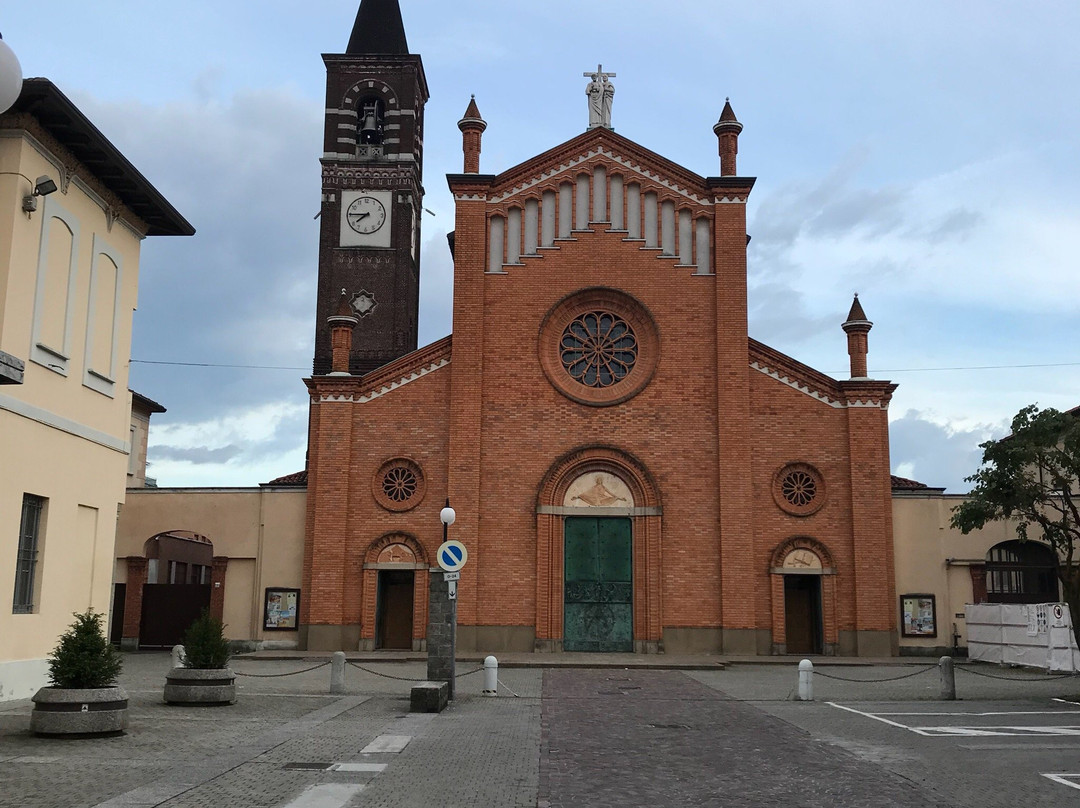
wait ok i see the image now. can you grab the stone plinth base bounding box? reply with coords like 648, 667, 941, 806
410, 681, 449, 713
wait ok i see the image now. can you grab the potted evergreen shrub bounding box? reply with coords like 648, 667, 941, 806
164, 610, 236, 705
30, 610, 127, 736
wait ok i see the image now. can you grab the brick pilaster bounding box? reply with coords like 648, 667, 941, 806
121, 556, 147, 649
210, 556, 229, 620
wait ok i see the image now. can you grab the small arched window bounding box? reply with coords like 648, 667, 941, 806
985, 540, 1058, 604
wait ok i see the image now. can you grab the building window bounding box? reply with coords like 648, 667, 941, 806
986, 540, 1059, 604
539, 288, 659, 407
772, 463, 827, 517
13, 495, 45, 614
373, 458, 426, 512
560, 311, 638, 388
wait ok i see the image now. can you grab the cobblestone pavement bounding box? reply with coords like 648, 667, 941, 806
537, 669, 946, 807
2, 654, 1079, 807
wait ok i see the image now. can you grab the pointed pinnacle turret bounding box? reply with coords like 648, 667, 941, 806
714, 98, 744, 176
327, 289, 359, 375
842, 294, 873, 379
335, 288, 354, 318
843, 293, 870, 327
347, 0, 409, 55
458, 95, 487, 173
718, 98, 740, 126
460, 95, 484, 125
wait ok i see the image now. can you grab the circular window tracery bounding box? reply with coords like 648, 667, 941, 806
539, 288, 659, 407
382, 467, 418, 503
373, 458, 426, 512
772, 463, 826, 517
560, 311, 639, 388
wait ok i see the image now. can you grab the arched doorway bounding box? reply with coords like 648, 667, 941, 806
769, 538, 838, 656
535, 447, 663, 653
985, 540, 1059, 604
112, 531, 216, 648
360, 534, 429, 651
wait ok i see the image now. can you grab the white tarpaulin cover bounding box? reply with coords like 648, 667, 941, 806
966, 602, 1079, 673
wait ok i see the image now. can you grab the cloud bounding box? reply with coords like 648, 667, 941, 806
146, 400, 307, 487
889, 410, 1008, 494
151, 446, 243, 465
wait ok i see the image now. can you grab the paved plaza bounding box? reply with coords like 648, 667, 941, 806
0, 653, 1078, 807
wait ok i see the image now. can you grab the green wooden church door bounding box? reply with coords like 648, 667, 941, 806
563, 517, 633, 652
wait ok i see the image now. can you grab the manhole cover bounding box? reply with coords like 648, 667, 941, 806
282, 762, 331, 771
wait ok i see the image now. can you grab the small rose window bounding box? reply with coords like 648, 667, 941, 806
373, 458, 425, 512
560, 311, 638, 388
382, 467, 418, 503
772, 463, 826, 516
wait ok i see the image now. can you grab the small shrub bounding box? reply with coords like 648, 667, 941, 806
181, 610, 231, 669
47, 610, 123, 689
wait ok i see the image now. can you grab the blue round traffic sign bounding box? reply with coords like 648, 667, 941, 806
437, 540, 468, 572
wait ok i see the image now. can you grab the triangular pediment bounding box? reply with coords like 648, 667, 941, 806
488, 129, 715, 207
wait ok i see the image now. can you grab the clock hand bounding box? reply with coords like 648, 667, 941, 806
350, 212, 371, 221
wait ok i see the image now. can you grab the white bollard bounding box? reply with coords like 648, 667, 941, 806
798, 659, 814, 701
331, 651, 346, 695
483, 655, 498, 696
171, 645, 184, 669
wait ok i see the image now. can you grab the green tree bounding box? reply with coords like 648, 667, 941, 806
180, 610, 231, 669
951, 405, 1080, 652
47, 610, 123, 689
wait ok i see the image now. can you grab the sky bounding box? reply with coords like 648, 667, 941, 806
3, 1, 1078, 492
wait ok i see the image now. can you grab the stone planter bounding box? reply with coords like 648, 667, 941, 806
163, 667, 236, 705
30, 686, 128, 736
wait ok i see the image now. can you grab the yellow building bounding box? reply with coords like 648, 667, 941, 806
0, 79, 192, 701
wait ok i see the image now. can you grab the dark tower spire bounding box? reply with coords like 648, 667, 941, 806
347, 0, 409, 55
313, 2, 429, 376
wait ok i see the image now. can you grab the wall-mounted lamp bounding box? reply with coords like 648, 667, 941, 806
0, 172, 59, 217
22, 175, 58, 213
0, 33, 22, 115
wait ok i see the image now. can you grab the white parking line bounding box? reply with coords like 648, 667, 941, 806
917, 726, 1080, 737
828, 703, 1080, 737
1043, 774, 1080, 791
827, 702, 935, 735
875, 710, 1080, 717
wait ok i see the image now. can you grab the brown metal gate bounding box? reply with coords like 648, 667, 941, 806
139, 584, 212, 648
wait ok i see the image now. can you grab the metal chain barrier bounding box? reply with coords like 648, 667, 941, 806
232, 661, 332, 678
346, 661, 484, 682
813, 666, 936, 683
955, 666, 1080, 682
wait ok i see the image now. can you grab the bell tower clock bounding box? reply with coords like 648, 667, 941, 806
313, 0, 428, 375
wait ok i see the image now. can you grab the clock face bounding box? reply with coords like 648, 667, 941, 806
346, 196, 387, 234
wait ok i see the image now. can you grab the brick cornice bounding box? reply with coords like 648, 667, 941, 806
749, 339, 896, 409
306, 335, 452, 403
839, 379, 898, 406
487, 128, 710, 201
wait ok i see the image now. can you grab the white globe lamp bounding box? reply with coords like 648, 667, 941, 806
0, 34, 22, 115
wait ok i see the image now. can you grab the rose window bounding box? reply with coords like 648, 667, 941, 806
781, 470, 817, 507
560, 311, 638, 388
382, 467, 418, 503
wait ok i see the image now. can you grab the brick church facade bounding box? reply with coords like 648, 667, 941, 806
300, 0, 899, 656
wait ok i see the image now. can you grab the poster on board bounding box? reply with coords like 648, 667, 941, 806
900, 594, 937, 637
264, 588, 300, 631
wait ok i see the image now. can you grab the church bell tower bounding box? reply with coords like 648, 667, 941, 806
313, 0, 429, 375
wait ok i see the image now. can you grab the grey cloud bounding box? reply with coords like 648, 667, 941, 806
889, 410, 1008, 494
151, 445, 243, 465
